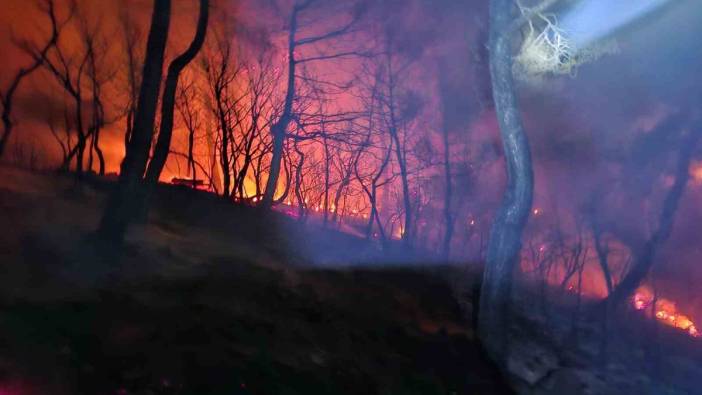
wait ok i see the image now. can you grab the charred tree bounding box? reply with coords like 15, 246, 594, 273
261, 3, 299, 209
234, 56, 278, 200
98, 0, 172, 242
80, 15, 110, 176
588, 203, 614, 295
441, 122, 453, 261
42, 47, 90, 175
323, 131, 331, 225
385, 55, 413, 246
175, 79, 200, 187
1, 0, 62, 159
23, 1, 99, 175
261, 0, 363, 209
143, 0, 209, 199
478, 0, 534, 362
202, 35, 240, 199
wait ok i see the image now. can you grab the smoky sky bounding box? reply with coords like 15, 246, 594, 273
512, 0, 702, 303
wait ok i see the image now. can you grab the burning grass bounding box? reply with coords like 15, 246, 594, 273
633, 285, 700, 338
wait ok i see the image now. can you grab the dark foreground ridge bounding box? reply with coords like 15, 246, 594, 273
0, 166, 511, 395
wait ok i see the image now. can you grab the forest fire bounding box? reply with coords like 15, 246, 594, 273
632, 286, 700, 338
0, 0, 701, 392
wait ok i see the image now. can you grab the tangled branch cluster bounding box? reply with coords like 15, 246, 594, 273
515, 6, 576, 76
513, 1, 619, 81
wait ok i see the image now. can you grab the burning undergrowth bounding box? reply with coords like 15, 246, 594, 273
633, 285, 700, 338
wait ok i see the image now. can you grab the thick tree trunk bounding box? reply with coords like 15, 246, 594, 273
98, 0, 172, 243
263, 119, 288, 207
262, 8, 298, 209
143, 0, 209, 196
478, 0, 534, 363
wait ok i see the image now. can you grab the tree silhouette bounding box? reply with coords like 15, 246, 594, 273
99, 0, 172, 242
1, 0, 64, 159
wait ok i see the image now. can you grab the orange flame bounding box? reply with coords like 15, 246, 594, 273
633, 286, 700, 338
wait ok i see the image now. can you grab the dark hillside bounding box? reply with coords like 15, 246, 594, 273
0, 166, 510, 395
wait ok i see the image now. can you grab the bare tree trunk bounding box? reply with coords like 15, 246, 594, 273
74, 93, 87, 176
91, 127, 105, 175
478, 0, 534, 363
0, 0, 61, 159
88, 42, 106, 176
235, 118, 259, 199
275, 149, 293, 205
120, 3, 141, 151
442, 124, 453, 261
366, 191, 378, 237
188, 126, 196, 185
323, 133, 330, 226
386, 65, 413, 245
331, 168, 352, 225
261, 0, 358, 209
1, 70, 39, 158
592, 223, 613, 295
220, 129, 231, 198
98, 0, 172, 243
125, 109, 135, 150
143, 0, 209, 198
293, 141, 306, 220
262, 7, 298, 209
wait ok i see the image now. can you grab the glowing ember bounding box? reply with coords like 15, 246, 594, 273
533, 208, 541, 215
632, 286, 700, 338
689, 160, 702, 183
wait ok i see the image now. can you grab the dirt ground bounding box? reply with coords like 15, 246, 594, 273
0, 166, 512, 395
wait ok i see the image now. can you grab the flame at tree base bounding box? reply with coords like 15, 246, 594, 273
633, 286, 700, 338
